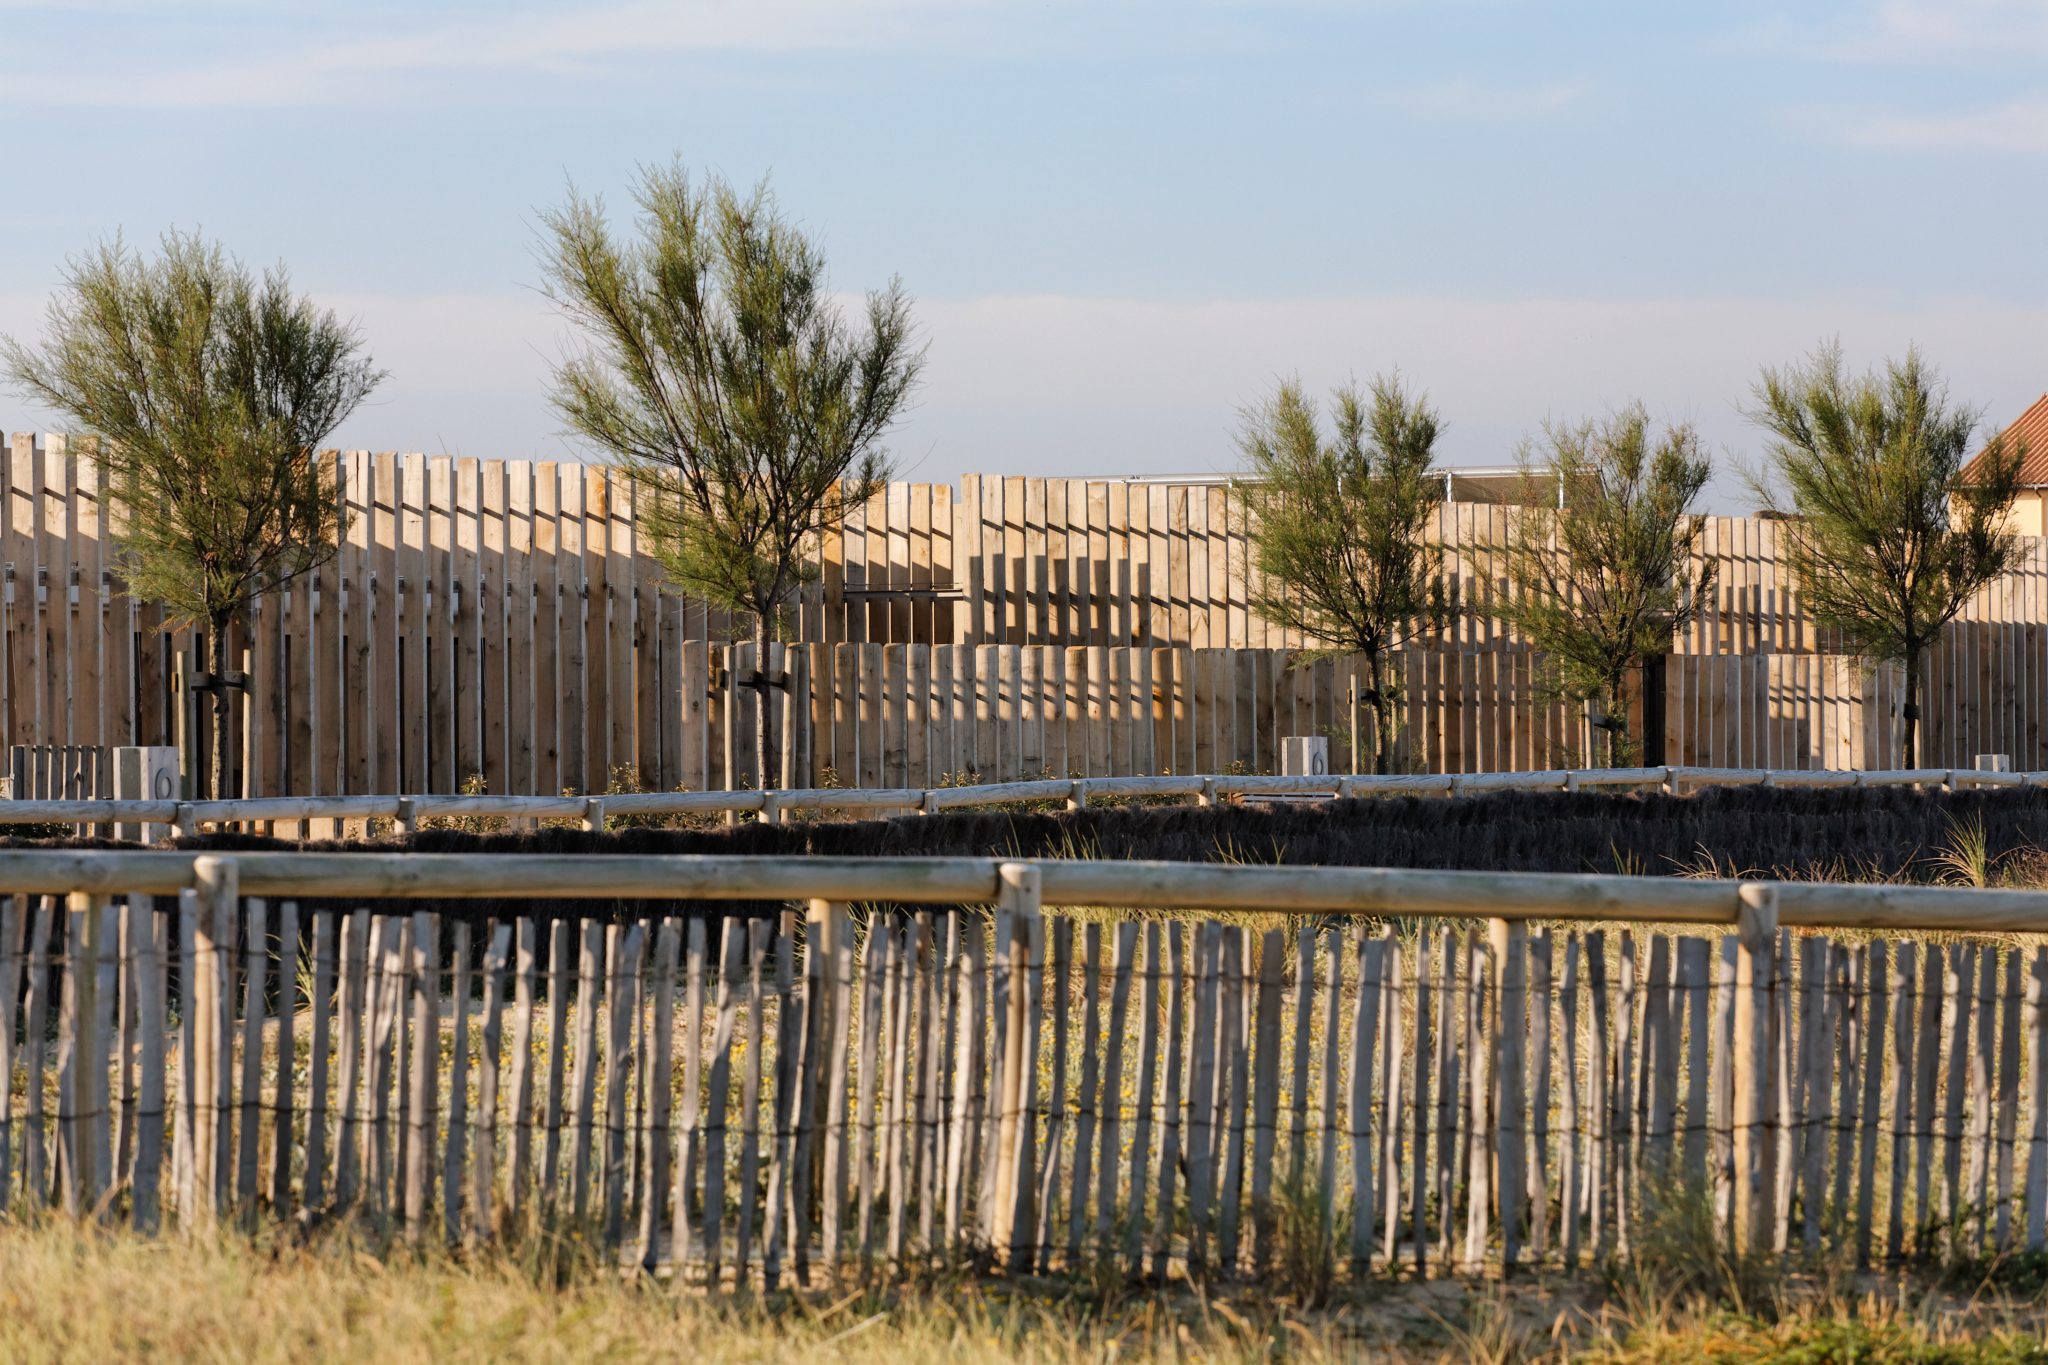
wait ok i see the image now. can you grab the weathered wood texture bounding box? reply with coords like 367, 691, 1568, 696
2, 873, 2039, 1281
2, 438, 2044, 794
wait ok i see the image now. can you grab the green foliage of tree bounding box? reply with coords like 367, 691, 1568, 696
1493, 405, 1714, 768
1, 233, 381, 798
1748, 344, 2023, 768
1234, 376, 1447, 773
540, 162, 923, 789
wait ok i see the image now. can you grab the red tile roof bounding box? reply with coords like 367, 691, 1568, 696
1966, 393, 2048, 487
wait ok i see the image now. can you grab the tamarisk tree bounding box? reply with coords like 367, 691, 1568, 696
1492, 405, 1713, 768
1748, 344, 2022, 767
1235, 376, 1447, 773
2, 233, 380, 798
541, 162, 922, 790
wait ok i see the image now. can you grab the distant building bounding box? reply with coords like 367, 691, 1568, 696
1964, 393, 2048, 537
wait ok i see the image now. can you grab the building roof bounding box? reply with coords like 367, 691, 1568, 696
1966, 393, 2048, 488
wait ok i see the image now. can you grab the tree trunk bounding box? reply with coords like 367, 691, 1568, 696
1902, 642, 1921, 770
208, 618, 233, 802
1371, 652, 1398, 776
1604, 674, 1628, 770
753, 615, 776, 792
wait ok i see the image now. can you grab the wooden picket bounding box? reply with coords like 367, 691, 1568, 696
3, 849, 2047, 1283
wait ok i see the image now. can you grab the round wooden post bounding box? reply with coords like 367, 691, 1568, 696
991, 861, 1042, 1268
1492, 917, 1528, 1272
1733, 882, 1778, 1255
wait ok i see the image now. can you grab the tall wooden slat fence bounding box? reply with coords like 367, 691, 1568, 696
2, 434, 2043, 792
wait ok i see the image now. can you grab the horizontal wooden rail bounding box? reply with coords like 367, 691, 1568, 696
1, 764, 2042, 835
0, 850, 2042, 933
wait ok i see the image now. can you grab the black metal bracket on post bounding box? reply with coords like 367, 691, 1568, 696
738, 669, 791, 695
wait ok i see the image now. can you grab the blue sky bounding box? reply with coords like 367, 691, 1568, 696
2, 1, 2045, 506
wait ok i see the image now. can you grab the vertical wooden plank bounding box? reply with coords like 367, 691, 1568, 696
821, 903, 857, 1273
333, 911, 368, 1210
303, 498, 340, 799
1559, 934, 1583, 1268
555, 469, 590, 792
2028, 947, 2048, 1252
1526, 927, 1554, 1258
601, 923, 643, 1253
71, 451, 104, 757
1152, 923, 1186, 1278
1732, 886, 1777, 1254
608, 471, 640, 784
540, 919, 571, 1204
1585, 931, 1610, 1258
1434, 931, 1462, 1270
227, 898, 265, 1222
39, 441, 72, 773
476, 922, 513, 1245
943, 914, 980, 1250
1913, 941, 1943, 1253
1461, 928, 1493, 1271
631, 918, 675, 1266
579, 467, 613, 787
1677, 936, 1711, 1186
1124, 921, 1159, 1272
1405, 929, 1434, 1273
202, 862, 239, 1221
1285, 926, 1315, 1189
480, 459, 510, 793
445, 919, 472, 1245
761, 913, 801, 1288
505, 918, 538, 1222
1, 437, 35, 753
1347, 930, 1380, 1269
1857, 941, 1890, 1267
528, 466, 561, 794
126, 901, 163, 1230
675, 916, 716, 1285
1183, 922, 1219, 1273
1495, 919, 1528, 1269
20, 899, 51, 1210
735, 920, 769, 1279
396, 456, 428, 792
363, 454, 397, 797
855, 917, 888, 1267
404, 913, 439, 1243
270, 900, 299, 1213
1065, 922, 1101, 1261
1248, 927, 1286, 1274
336, 456, 370, 797
1378, 926, 1405, 1265
1939, 945, 1974, 1253
567, 920, 602, 1222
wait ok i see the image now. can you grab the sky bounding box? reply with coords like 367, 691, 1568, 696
2, 0, 2045, 509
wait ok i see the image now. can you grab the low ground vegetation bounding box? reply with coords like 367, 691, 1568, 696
3, 1215, 2046, 1363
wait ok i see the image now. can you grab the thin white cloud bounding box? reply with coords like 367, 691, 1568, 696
1834, 94, 2048, 151
1840, 0, 2048, 59
1733, 0, 2048, 62
1385, 77, 1592, 122
0, 0, 986, 106
0, 0, 1371, 107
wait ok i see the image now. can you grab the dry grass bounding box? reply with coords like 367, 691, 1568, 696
4, 1218, 2048, 1363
